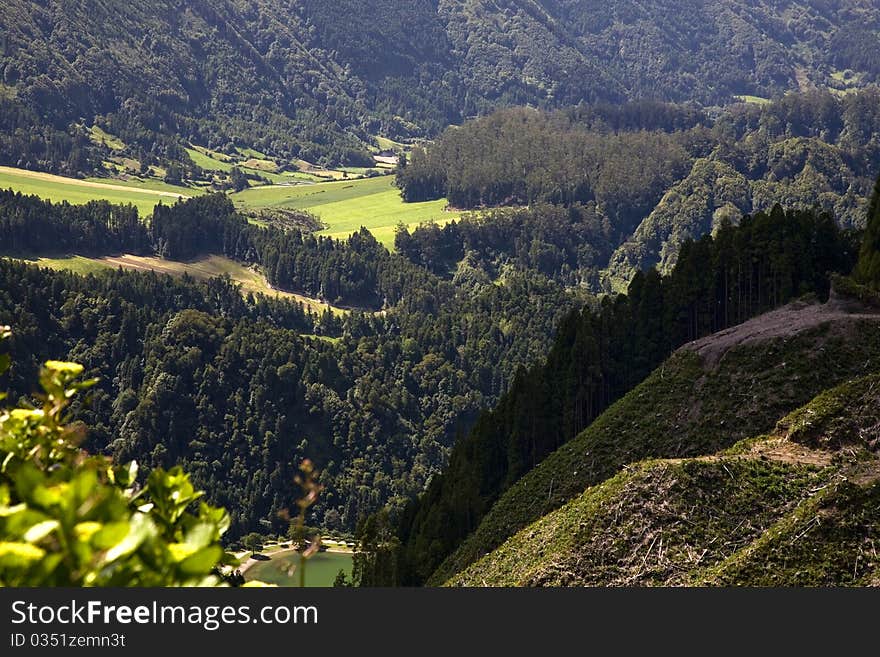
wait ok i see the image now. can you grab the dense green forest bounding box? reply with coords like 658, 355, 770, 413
0, 167, 871, 567
0, 191, 583, 537
0, 189, 150, 255
374, 204, 861, 586
395, 90, 880, 291
2, 1, 880, 175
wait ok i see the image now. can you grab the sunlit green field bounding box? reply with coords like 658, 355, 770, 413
0, 166, 192, 217
231, 175, 459, 247
185, 147, 321, 184
13, 255, 114, 276
375, 136, 407, 151
185, 146, 235, 172
83, 176, 206, 195
244, 550, 353, 587
0, 165, 460, 250
733, 94, 771, 105
88, 125, 125, 151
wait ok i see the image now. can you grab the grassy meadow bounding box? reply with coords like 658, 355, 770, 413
88, 125, 126, 151
185, 146, 236, 172
244, 550, 353, 587
0, 163, 461, 250
231, 175, 459, 248
0, 166, 192, 217
15, 255, 115, 276
83, 176, 206, 195
733, 94, 772, 105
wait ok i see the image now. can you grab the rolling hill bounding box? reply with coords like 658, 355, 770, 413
395, 92, 880, 294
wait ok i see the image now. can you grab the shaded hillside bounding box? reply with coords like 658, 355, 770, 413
604, 127, 879, 291
3, 1, 880, 173
548, 0, 880, 102
0, 0, 446, 171
431, 294, 880, 584
855, 176, 880, 288
449, 369, 880, 586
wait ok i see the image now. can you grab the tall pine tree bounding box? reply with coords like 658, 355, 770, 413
855, 175, 880, 289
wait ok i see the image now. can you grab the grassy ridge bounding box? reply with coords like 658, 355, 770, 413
88, 125, 126, 150
695, 478, 880, 586
14, 254, 347, 315
452, 368, 880, 587
430, 312, 880, 584
15, 255, 114, 276
450, 457, 826, 586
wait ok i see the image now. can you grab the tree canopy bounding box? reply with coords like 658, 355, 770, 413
0, 337, 239, 586
3, 1, 880, 175
855, 176, 880, 288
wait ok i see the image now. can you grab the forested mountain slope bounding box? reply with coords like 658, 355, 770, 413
0, 191, 582, 536
2, 0, 880, 173
855, 175, 880, 288
388, 205, 860, 586
449, 315, 880, 586
396, 91, 880, 292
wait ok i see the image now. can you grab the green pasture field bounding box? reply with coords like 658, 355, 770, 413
231, 175, 459, 248
733, 94, 771, 105
12, 255, 114, 276
88, 125, 126, 150
15, 253, 348, 315
83, 175, 204, 196
244, 550, 353, 587
0, 164, 459, 251
0, 166, 190, 217
185, 146, 236, 172
375, 136, 407, 151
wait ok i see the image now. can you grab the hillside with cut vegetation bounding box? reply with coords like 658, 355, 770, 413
381, 203, 862, 586
429, 291, 880, 584
449, 359, 880, 586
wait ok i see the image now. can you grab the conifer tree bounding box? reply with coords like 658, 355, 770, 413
854, 175, 880, 289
